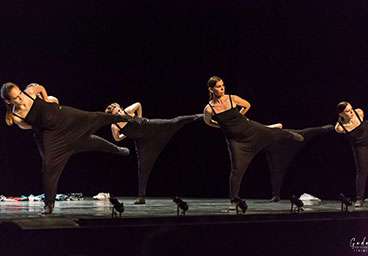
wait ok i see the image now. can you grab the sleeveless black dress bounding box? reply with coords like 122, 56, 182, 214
339, 110, 368, 200
13, 91, 130, 207
209, 95, 302, 200
117, 113, 202, 197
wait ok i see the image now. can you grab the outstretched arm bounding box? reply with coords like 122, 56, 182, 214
203, 105, 220, 128
231, 95, 251, 115
124, 102, 142, 117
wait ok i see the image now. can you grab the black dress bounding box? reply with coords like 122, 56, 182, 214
117, 113, 202, 197
338, 110, 368, 200
265, 125, 333, 198
209, 95, 302, 200
12, 91, 131, 207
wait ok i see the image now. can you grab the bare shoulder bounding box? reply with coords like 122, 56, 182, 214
356, 108, 364, 115
111, 123, 119, 131
203, 104, 212, 114
231, 94, 245, 101
24, 84, 38, 96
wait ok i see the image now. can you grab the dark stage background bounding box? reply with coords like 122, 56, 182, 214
1, 1, 367, 200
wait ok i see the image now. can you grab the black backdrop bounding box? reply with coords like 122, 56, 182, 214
1, 1, 367, 200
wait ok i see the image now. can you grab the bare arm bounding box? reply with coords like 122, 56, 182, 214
203, 105, 220, 128
13, 117, 32, 130
267, 123, 283, 129
335, 122, 344, 133
124, 102, 142, 117
111, 124, 127, 141
231, 95, 251, 115
356, 108, 364, 120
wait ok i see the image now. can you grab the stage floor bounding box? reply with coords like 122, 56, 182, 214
0, 198, 367, 255
0, 197, 367, 220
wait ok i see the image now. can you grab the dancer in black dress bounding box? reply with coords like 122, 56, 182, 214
105, 102, 202, 204
1, 82, 131, 214
335, 101, 368, 207
203, 76, 304, 210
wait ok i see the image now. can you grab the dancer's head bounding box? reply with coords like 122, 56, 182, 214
1, 82, 23, 126
105, 102, 121, 115
336, 101, 353, 121
1, 82, 24, 105
207, 76, 225, 100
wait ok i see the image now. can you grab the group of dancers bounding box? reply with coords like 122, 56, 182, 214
0, 77, 367, 214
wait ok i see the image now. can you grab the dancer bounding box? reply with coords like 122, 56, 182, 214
105, 102, 202, 204
1, 82, 131, 214
203, 76, 304, 211
335, 101, 368, 207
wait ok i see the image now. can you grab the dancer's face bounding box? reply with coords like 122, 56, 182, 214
110, 104, 121, 115
6, 86, 25, 105
340, 103, 354, 120
210, 80, 225, 98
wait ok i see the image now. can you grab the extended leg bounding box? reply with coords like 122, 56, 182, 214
73, 134, 129, 156
266, 125, 334, 199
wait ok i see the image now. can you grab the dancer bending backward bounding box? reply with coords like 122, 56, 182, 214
105, 102, 202, 204
203, 76, 304, 210
1, 82, 131, 214
335, 101, 368, 207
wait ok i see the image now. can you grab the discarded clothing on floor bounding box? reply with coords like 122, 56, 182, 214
0, 193, 84, 202
93, 192, 110, 200
299, 193, 322, 206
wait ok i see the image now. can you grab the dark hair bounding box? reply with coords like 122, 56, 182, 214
336, 101, 350, 115
1, 82, 18, 101
1, 82, 19, 126
207, 76, 223, 101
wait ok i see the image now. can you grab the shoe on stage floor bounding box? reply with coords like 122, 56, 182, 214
354, 200, 364, 208
269, 196, 281, 202
41, 203, 54, 215
134, 197, 146, 205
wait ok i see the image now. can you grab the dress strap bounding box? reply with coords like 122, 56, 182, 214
11, 109, 25, 120
353, 109, 363, 124
22, 91, 35, 101
115, 122, 124, 130
208, 103, 217, 115
338, 118, 350, 133
229, 95, 234, 108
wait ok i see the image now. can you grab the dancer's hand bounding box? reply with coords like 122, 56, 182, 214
267, 123, 283, 129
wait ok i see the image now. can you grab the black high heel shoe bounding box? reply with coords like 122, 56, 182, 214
231, 198, 248, 214
41, 202, 54, 215
269, 195, 281, 202
134, 197, 146, 205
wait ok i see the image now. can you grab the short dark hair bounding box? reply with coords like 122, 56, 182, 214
1, 82, 18, 100
207, 76, 222, 89
336, 101, 350, 115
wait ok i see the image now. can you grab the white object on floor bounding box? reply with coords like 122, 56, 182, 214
299, 193, 322, 206
93, 192, 110, 200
